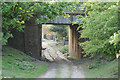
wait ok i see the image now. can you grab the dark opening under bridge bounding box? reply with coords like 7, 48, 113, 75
8, 10, 85, 59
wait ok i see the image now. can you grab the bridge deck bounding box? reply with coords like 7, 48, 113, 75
45, 15, 80, 25
45, 10, 85, 25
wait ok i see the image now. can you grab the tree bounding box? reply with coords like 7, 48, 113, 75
49, 25, 68, 41
77, 2, 120, 59
1, 2, 76, 45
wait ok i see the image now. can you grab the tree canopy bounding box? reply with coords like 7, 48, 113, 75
49, 25, 68, 40
77, 2, 120, 59
1, 2, 76, 45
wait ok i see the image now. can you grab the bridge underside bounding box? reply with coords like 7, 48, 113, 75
8, 15, 83, 59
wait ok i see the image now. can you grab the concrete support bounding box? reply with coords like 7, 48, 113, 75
24, 18, 42, 59
69, 24, 82, 59
8, 18, 42, 59
8, 29, 25, 52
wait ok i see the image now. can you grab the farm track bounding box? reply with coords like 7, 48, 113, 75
39, 61, 85, 78
39, 41, 85, 78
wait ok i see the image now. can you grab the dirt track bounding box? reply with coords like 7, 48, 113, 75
39, 61, 85, 78
39, 41, 85, 78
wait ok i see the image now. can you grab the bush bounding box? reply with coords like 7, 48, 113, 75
77, 2, 120, 58
49, 25, 69, 40
109, 31, 120, 46
2, 2, 75, 45
60, 45, 68, 54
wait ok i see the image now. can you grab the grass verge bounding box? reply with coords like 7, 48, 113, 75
2, 46, 48, 78
81, 58, 118, 78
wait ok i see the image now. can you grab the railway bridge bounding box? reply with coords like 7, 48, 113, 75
8, 10, 85, 59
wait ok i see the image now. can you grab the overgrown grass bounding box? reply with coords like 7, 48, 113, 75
2, 46, 48, 78
81, 59, 118, 78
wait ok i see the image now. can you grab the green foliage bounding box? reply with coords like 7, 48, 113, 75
16, 61, 35, 71
109, 30, 120, 46
2, 2, 34, 45
49, 25, 66, 32
2, 2, 76, 45
60, 45, 68, 54
77, 2, 120, 58
49, 25, 69, 40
